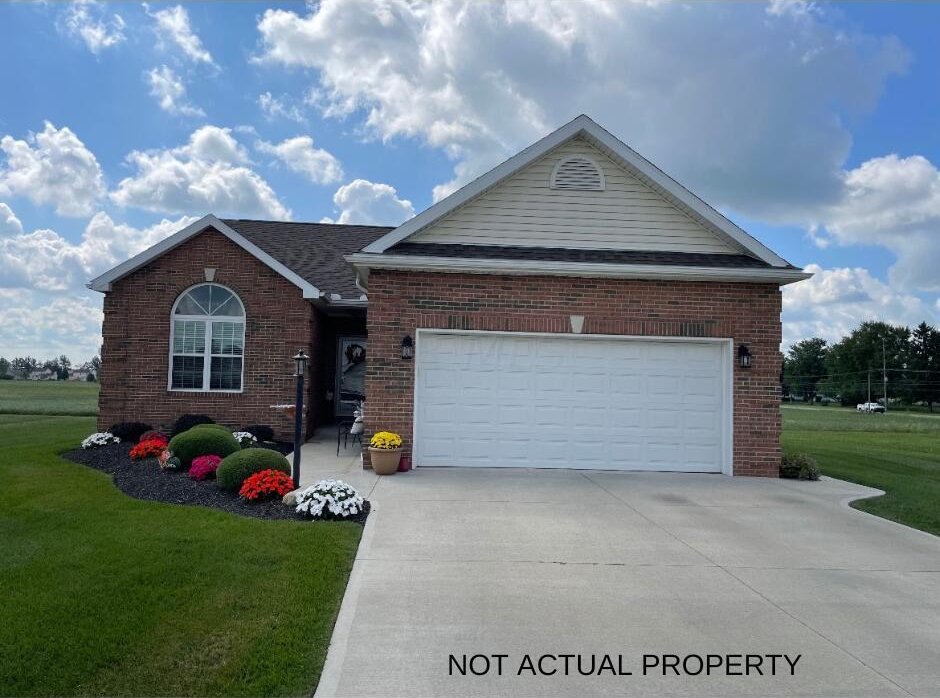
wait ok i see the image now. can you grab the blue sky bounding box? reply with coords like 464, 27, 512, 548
0, 0, 938, 360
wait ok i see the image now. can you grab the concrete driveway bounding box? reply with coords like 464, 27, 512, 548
315, 469, 940, 697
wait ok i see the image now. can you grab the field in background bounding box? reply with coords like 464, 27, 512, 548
0, 380, 99, 416
782, 404, 940, 536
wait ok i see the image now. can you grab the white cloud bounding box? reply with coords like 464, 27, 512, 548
60, 0, 126, 54
324, 179, 414, 225
256, 0, 908, 210
0, 288, 104, 360
805, 154, 940, 291
256, 136, 343, 185
0, 203, 22, 237
110, 126, 290, 219
0, 122, 105, 217
782, 264, 937, 347
146, 4, 215, 66
258, 92, 306, 123
147, 65, 205, 117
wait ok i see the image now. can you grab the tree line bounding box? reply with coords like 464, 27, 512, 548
0, 355, 101, 381
783, 321, 939, 410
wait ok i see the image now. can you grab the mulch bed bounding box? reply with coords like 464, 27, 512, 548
63, 443, 370, 524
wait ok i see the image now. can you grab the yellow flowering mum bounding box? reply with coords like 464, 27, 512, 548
370, 431, 403, 450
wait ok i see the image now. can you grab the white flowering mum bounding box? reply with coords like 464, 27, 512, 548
295, 479, 364, 519
232, 431, 258, 447
81, 432, 121, 449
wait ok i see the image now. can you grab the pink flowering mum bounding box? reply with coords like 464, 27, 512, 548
189, 454, 222, 480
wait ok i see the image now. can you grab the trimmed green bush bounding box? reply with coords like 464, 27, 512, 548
217, 448, 291, 491
191, 423, 232, 434
780, 452, 820, 480
170, 414, 214, 437
168, 428, 241, 468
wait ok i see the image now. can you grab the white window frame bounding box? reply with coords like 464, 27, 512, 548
168, 283, 246, 394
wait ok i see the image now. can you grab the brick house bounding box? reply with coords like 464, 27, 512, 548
90, 115, 809, 476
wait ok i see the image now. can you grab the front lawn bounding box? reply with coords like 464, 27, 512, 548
0, 414, 363, 696
782, 405, 940, 536
0, 380, 100, 416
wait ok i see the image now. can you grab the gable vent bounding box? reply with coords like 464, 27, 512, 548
550, 155, 605, 191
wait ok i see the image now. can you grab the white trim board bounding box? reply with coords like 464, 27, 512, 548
363, 115, 792, 269
348, 252, 811, 285
87, 214, 322, 299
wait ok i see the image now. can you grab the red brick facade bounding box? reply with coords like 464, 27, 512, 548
98, 229, 318, 439
365, 270, 783, 476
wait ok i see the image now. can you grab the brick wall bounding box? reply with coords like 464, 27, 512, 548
365, 270, 783, 476
98, 229, 317, 440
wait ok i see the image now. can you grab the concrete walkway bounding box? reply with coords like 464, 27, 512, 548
315, 468, 940, 698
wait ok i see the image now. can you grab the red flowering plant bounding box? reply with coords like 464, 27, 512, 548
239, 469, 295, 502
130, 439, 169, 461
189, 454, 221, 481
139, 430, 169, 445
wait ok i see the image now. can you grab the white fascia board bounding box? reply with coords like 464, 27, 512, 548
86, 214, 322, 298
348, 253, 812, 286
364, 114, 790, 268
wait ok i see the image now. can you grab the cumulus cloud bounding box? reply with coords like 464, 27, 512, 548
146, 3, 215, 66
805, 154, 940, 291
0, 203, 22, 237
782, 264, 937, 347
59, 0, 126, 54
110, 126, 290, 219
0, 288, 104, 359
256, 0, 908, 210
147, 65, 205, 117
258, 92, 306, 123
256, 136, 343, 185
323, 179, 414, 225
0, 122, 105, 217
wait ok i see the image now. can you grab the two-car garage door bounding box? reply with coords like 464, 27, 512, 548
414, 332, 730, 473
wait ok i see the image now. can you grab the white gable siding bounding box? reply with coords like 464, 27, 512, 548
412, 138, 741, 254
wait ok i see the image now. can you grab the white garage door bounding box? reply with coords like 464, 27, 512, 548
414, 332, 730, 473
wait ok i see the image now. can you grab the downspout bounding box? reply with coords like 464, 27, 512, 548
354, 272, 368, 299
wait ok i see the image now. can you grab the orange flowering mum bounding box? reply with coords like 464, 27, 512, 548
239, 469, 295, 502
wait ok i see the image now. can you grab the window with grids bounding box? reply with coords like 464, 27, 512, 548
170, 284, 245, 391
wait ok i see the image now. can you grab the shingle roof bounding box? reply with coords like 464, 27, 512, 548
388, 242, 777, 269
222, 219, 392, 297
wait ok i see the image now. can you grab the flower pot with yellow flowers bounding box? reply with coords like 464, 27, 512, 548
369, 431, 403, 475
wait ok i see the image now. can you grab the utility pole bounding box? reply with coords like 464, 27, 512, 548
867, 368, 871, 404
882, 336, 888, 413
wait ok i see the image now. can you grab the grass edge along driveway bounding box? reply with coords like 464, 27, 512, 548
782, 405, 940, 537
0, 414, 363, 697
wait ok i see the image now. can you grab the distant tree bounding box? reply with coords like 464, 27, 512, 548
57, 354, 71, 380
11, 356, 38, 379
91, 355, 101, 381
783, 338, 828, 401
824, 322, 910, 405
0, 357, 10, 378
909, 322, 940, 412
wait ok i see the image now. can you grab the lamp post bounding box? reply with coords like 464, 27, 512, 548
292, 349, 308, 487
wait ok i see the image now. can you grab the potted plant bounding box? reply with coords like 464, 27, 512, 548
369, 431, 403, 475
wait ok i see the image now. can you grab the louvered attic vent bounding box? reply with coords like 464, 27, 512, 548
550, 155, 605, 191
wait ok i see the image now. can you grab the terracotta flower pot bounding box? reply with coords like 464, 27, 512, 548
369, 447, 401, 475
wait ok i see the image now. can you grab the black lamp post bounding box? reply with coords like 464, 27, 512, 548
292, 349, 308, 486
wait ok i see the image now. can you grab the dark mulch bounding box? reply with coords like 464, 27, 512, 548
63, 443, 370, 524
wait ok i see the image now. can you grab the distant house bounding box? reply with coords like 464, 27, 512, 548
69, 369, 95, 381
27, 368, 57, 381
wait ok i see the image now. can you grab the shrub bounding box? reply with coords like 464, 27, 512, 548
295, 479, 364, 519
370, 431, 402, 450
158, 449, 181, 471
780, 453, 820, 480
189, 454, 222, 481
216, 448, 290, 491
139, 430, 169, 444
232, 431, 258, 447
242, 424, 274, 442
168, 428, 240, 468
81, 432, 120, 449
171, 414, 215, 437
130, 439, 168, 461
191, 423, 231, 433
108, 422, 153, 442
239, 469, 294, 502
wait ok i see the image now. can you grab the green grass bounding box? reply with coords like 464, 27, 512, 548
0, 380, 100, 416
0, 414, 362, 696
782, 404, 940, 536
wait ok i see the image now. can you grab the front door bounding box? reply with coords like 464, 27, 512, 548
335, 336, 366, 417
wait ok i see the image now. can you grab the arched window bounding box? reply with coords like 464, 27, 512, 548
169, 284, 245, 392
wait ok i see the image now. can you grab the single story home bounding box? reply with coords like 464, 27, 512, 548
89, 115, 809, 476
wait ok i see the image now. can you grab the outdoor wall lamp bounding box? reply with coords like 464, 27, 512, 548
401, 335, 414, 360
738, 344, 752, 369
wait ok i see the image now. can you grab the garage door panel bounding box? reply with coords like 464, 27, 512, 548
415, 333, 727, 473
